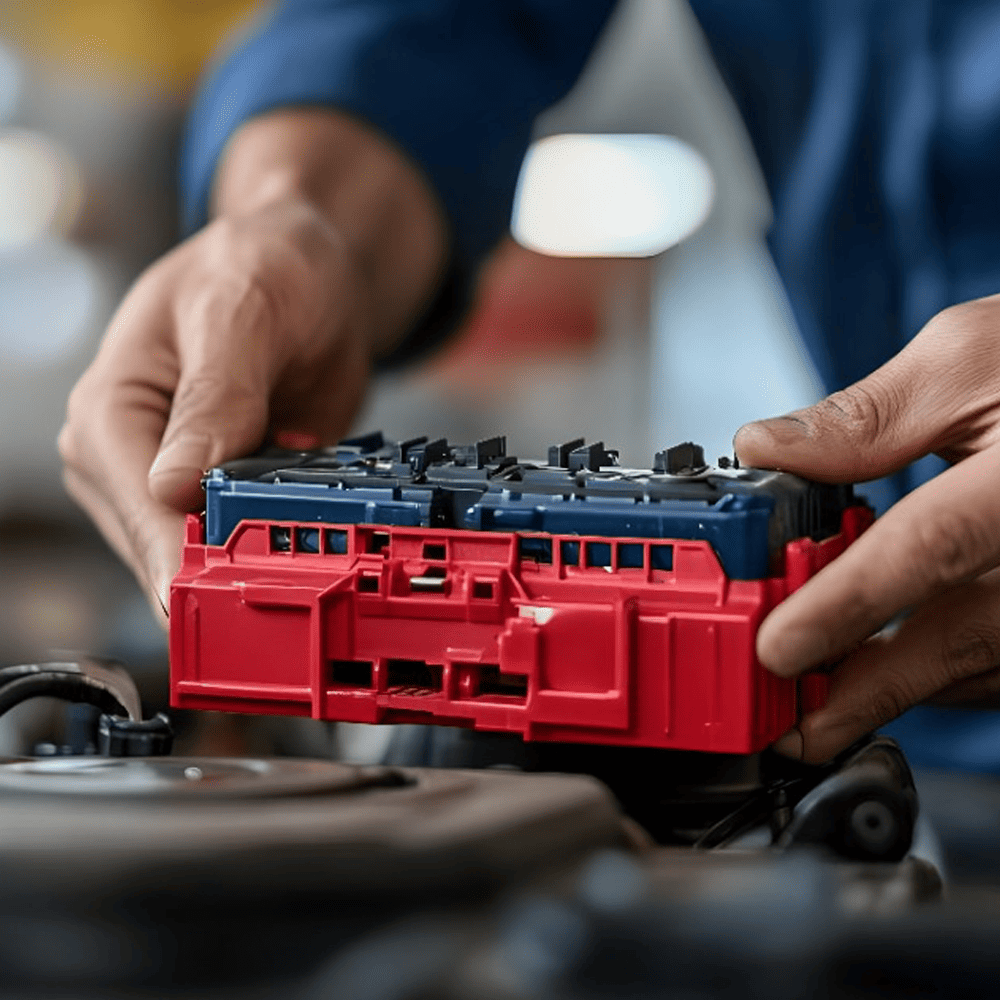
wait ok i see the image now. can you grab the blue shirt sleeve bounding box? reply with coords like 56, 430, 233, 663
181, 0, 617, 361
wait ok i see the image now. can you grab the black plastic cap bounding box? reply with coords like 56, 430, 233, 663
568, 442, 619, 472
98, 713, 174, 757
338, 430, 385, 452
548, 438, 586, 468
408, 438, 452, 474
654, 442, 707, 475
454, 436, 507, 468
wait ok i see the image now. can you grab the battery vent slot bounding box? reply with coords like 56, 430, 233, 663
329, 660, 373, 688
387, 659, 442, 694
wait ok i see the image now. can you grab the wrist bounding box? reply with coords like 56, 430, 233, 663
211, 109, 448, 359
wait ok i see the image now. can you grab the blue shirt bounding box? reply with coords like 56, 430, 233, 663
181, 0, 1000, 772
183, 1, 1000, 391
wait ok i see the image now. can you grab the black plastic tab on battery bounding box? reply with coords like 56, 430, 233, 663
569, 442, 619, 472
548, 438, 586, 468
654, 442, 707, 475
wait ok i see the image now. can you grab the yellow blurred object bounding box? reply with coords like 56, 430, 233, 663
4, 0, 262, 91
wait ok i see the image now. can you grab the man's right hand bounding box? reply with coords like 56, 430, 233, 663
58, 111, 447, 624
735, 293, 1000, 763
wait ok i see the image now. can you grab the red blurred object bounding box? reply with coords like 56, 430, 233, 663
432, 240, 650, 383
169, 506, 871, 754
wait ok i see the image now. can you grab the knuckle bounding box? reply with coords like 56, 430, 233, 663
908, 509, 988, 587
59, 380, 98, 465
178, 212, 346, 358
927, 298, 991, 338
920, 302, 959, 338
56, 423, 76, 464
864, 676, 915, 728
816, 382, 896, 444
171, 369, 263, 426
179, 267, 279, 337
796, 713, 825, 755
797, 713, 842, 765
171, 369, 230, 414
939, 622, 1000, 683
202, 214, 276, 268
841, 589, 887, 640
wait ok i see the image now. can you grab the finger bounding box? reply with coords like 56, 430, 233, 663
757, 442, 1000, 676
149, 281, 274, 510
734, 385, 923, 484
775, 569, 1000, 763
733, 348, 928, 482
61, 381, 187, 592
60, 286, 190, 605
61, 463, 180, 628
61, 389, 185, 615
929, 669, 1000, 708
734, 298, 1000, 479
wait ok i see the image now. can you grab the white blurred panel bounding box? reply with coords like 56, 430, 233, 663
513, 134, 713, 257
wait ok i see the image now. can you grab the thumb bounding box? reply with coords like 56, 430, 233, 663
148, 369, 269, 511
733, 354, 935, 483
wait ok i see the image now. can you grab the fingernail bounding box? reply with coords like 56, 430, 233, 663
772, 727, 804, 761
157, 577, 171, 618
149, 435, 210, 480
150, 524, 184, 627
737, 415, 810, 451
149, 436, 212, 509
143, 580, 169, 631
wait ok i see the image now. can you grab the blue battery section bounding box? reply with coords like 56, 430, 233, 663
204, 471, 431, 546
462, 491, 776, 580
201, 435, 858, 581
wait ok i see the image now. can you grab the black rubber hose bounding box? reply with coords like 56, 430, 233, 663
0, 665, 51, 686
0, 673, 131, 720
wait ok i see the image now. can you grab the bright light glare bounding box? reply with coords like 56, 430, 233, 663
512, 134, 714, 258
0, 129, 83, 251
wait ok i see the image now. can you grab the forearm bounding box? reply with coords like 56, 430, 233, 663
212, 109, 448, 359
181, 0, 618, 340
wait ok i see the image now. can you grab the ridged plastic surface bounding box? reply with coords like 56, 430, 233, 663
170, 505, 871, 753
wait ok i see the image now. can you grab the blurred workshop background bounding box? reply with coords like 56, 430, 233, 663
8, 4, 1000, 955
0, 0, 823, 751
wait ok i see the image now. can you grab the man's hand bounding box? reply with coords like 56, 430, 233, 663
735, 295, 1000, 763
58, 111, 446, 623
